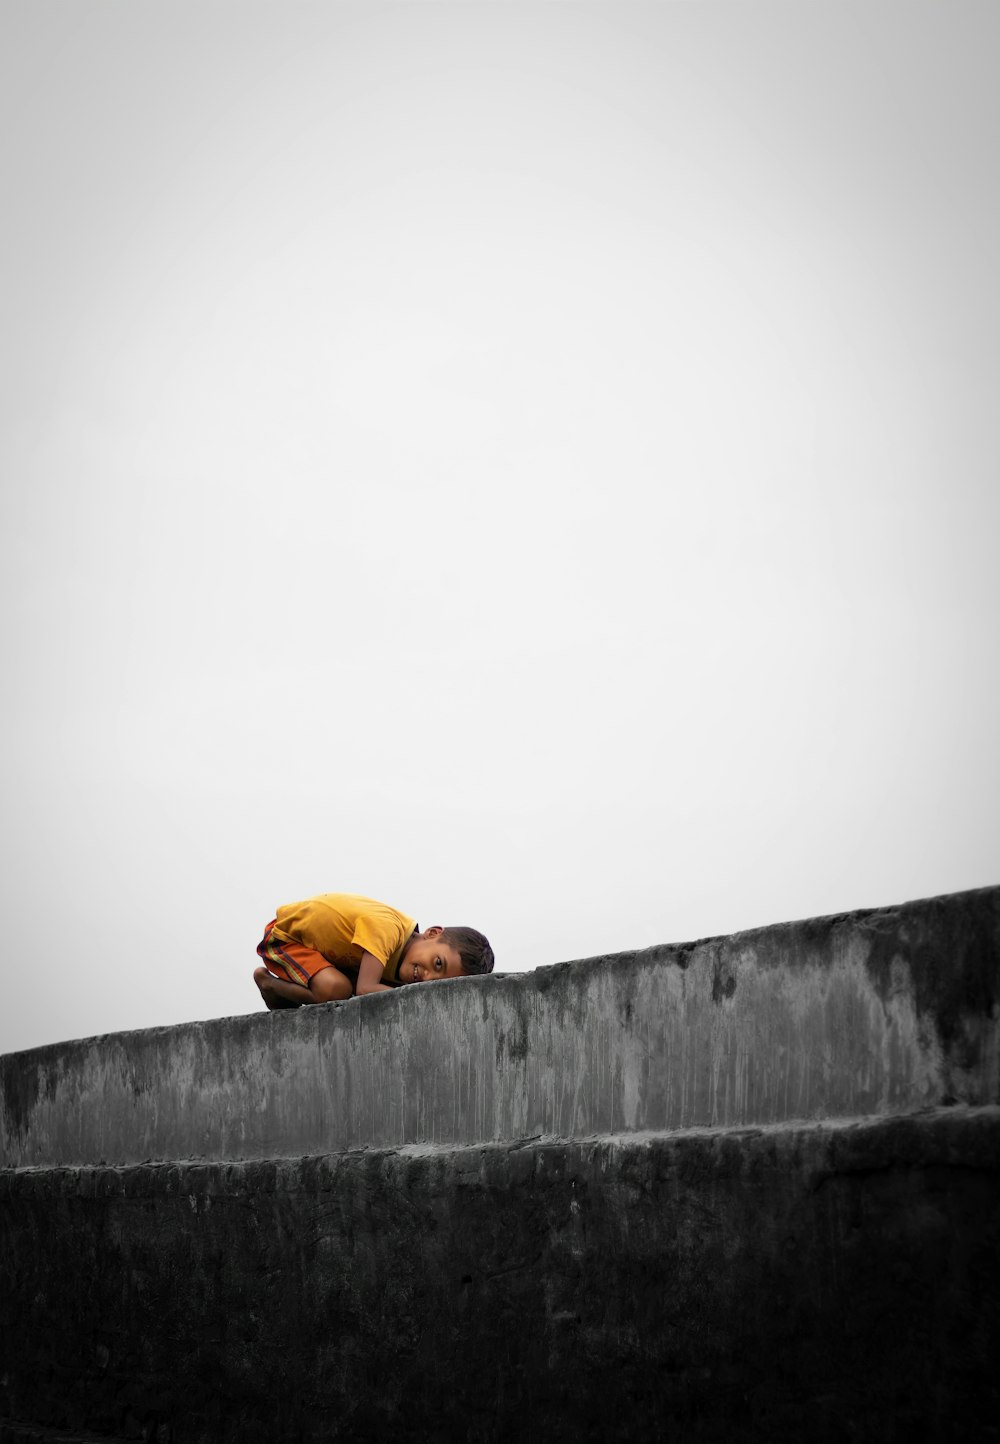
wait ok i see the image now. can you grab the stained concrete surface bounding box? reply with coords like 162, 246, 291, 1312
1, 887, 998, 1442
2, 1108, 998, 1443
2, 887, 998, 1169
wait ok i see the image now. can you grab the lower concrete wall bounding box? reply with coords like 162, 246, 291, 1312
2, 1108, 998, 1443
2, 887, 999, 1167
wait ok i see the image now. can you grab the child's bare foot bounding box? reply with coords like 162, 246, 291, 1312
254, 965, 298, 1009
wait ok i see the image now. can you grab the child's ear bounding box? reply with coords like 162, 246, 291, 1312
424, 925, 444, 938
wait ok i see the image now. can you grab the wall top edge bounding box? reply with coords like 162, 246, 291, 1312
2, 883, 997, 1065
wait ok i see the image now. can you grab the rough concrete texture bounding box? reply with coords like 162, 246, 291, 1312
2, 887, 998, 1168
1, 1107, 998, 1443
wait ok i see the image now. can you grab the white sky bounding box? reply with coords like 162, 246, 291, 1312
2, 1, 997, 1056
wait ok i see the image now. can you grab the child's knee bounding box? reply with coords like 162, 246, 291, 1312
309, 967, 353, 1003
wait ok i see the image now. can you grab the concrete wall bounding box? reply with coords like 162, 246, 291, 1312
2, 887, 998, 1168
2, 886, 999, 1443
2, 1108, 998, 1443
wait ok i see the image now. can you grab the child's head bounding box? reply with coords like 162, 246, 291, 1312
401, 924, 494, 984
439, 925, 494, 976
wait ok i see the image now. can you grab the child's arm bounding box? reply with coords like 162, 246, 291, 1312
355, 951, 393, 996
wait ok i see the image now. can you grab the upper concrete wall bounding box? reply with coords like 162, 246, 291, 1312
2, 886, 997, 1168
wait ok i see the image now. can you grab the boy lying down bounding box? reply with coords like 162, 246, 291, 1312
253, 891, 494, 1007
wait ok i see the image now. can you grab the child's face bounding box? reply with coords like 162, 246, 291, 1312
398, 929, 466, 985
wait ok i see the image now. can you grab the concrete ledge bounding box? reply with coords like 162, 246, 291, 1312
2, 1106, 997, 1443
2, 887, 998, 1168
0, 1426, 124, 1444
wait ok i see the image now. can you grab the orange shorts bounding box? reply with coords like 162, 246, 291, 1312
256, 921, 345, 987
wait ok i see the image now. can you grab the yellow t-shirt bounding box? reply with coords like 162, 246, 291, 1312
270, 893, 417, 984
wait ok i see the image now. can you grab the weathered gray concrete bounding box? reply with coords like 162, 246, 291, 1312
2, 887, 999, 1442
2, 1107, 998, 1443
2, 887, 998, 1168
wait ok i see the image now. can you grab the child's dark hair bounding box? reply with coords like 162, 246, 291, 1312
440, 926, 494, 975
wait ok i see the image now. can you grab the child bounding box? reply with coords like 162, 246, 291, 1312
253, 891, 494, 1008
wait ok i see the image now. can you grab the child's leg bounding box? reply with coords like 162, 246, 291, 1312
253, 966, 308, 1009
306, 966, 354, 1003
254, 922, 355, 1008
253, 964, 353, 1007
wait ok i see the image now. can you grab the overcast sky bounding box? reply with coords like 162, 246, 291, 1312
2, 1, 997, 1056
